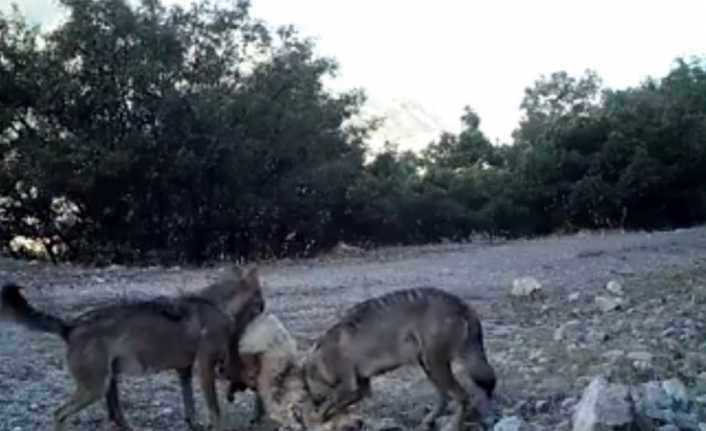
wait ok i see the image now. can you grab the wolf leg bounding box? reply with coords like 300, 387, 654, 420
417, 356, 449, 430
421, 391, 449, 430
177, 366, 198, 428
423, 358, 468, 431
251, 393, 265, 425
197, 354, 222, 431
105, 375, 130, 429
54, 386, 103, 431
320, 376, 366, 421
56, 348, 110, 431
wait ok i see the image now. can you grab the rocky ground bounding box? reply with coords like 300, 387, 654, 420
1, 227, 706, 430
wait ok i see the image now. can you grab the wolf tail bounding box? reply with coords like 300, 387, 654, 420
463, 311, 496, 399
1, 283, 72, 341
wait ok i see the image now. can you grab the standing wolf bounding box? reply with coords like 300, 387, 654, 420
303, 287, 496, 431
0, 265, 265, 431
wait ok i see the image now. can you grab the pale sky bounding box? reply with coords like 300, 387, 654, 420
5, 0, 706, 144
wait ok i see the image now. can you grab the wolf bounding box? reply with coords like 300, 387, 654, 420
0, 265, 265, 431
302, 287, 497, 431
233, 312, 364, 431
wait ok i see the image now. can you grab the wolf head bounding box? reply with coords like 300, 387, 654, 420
199, 265, 265, 319
302, 344, 337, 407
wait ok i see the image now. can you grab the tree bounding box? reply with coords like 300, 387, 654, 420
0, 0, 373, 263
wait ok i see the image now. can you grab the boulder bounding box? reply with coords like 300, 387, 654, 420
572, 376, 635, 431
511, 277, 543, 298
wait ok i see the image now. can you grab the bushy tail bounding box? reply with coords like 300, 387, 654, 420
1, 283, 72, 341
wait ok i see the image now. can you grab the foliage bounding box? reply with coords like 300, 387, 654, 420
1, 0, 705, 264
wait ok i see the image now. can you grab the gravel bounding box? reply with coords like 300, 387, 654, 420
1, 226, 706, 430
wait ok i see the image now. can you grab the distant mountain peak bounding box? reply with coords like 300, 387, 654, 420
356, 96, 456, 153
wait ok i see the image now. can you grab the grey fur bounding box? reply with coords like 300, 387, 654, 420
303, 287, 496, 431
0, 265, 264, 431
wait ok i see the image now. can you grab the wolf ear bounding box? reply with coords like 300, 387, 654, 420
232, 263, 246, 277
244, 266, 260, 286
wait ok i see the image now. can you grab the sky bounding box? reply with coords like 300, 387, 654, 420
4, 0, 706, 145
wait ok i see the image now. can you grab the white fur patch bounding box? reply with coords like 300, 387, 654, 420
239, 313, 298, 355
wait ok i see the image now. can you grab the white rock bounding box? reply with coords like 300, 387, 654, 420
572, 376, 634, 431
511, 277, 543, 298
535, 399, 549, 413
568, 292, 581, 302
594, 295, 625, 312
626, 351, 654, 362
554, 320, 581, 342
605, 280, 624, 296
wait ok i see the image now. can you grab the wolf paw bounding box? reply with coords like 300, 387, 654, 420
185, 418, 205, 430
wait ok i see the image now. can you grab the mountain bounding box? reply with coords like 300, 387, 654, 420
354, 96, 457, 153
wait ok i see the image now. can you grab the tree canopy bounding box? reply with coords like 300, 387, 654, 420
1, 0, 705, 265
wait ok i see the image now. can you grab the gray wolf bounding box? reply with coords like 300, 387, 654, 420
234, 312, 364, 431
0, 265, 264, 431
302, 287, 497, 431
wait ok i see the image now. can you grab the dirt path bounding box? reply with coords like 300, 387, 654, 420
2, 227, 706, 430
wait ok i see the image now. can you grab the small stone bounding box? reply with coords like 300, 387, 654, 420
511, 277, 543, 298
535, 399, 549, 413
605, 280, 624, 296
626, 351, 653, 362
632, 360, 653, 371
529, 349, 545, 361
493, 416, 534, 431
595, 295, 625, 312
568, 292, 581, 302
587, 329, 609, 343
554, 320, 581, 342
661, 327, 678, 337
561, 397, 577, 410
601, 350, 624, 361
658, 425, 681, 431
